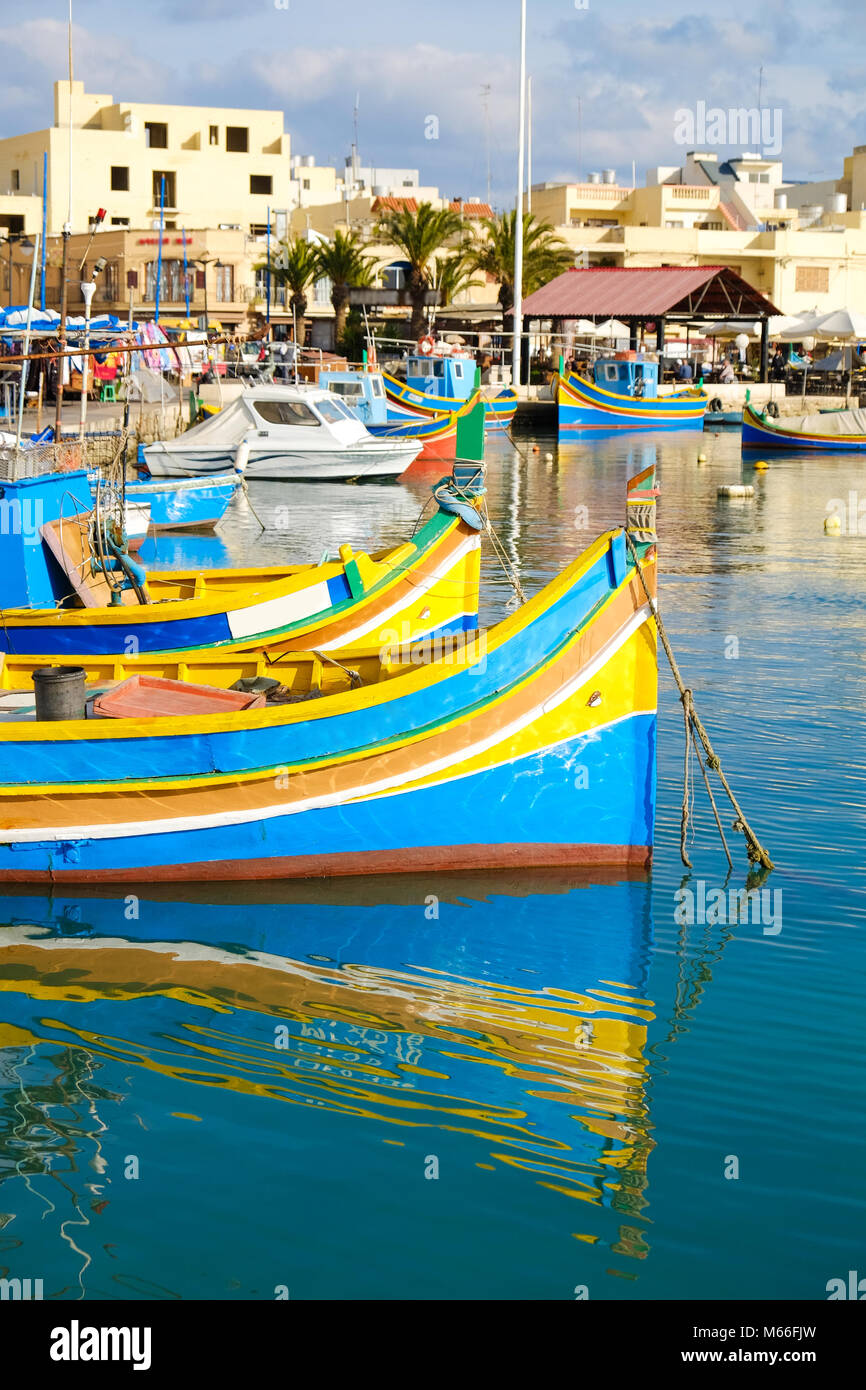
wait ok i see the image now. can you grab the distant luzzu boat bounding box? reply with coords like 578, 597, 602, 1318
381, 347, 519, 431
742, 402, 866, 451
0, 469, 481, 657
0, 467, 658, 884
558, 357, 707, 431
318, 366, 458, 464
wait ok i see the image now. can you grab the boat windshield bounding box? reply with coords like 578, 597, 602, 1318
315, 397, 356, 424
371, 377, 384, 396
253, 399, 321, 427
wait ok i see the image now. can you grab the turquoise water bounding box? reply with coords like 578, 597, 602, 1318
1, 429, 864, 1300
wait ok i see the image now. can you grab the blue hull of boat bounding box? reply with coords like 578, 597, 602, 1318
124, 472, 241, 530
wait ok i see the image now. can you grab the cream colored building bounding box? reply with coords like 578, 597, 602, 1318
528, 150, 866, 318
0, 80, 294, 239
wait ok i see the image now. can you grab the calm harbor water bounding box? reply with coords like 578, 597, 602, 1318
1, 427, 865, 1300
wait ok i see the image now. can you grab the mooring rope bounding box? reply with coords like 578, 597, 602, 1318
624, 530, 773, 871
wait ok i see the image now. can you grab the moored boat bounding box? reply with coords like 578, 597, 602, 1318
381, 350, 518, 431
142, 385, 422, 480
0, 470, 657, 883
742, 401, 866, 451
558, 358, 707, 431
318, 367, 458, 464
120, 470, 242, 532
0, 468, 482, 656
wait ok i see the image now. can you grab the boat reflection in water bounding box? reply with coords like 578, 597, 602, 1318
0, 871, 655, 1299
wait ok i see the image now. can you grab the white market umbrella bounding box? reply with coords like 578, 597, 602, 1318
809, 309, 866, 342
593, 318, 630, 340
703, 316, 804, 340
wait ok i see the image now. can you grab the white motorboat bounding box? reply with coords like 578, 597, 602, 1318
142, 385, 422, 481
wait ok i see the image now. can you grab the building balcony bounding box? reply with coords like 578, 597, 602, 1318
666, 185, 715, 202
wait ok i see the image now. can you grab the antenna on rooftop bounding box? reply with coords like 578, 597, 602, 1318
480, 84, 492, 208
352, 91, 360, 186
577, 95, 582, 183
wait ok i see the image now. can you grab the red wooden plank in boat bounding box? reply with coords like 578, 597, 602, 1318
92, 674, 265, 719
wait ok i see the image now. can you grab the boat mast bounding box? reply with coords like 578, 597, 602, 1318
512, 0, 527, 389
526, 75, 532, 215
54, 0, 74, 440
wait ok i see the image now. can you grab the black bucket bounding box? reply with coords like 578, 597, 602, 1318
32, 666, 87, 722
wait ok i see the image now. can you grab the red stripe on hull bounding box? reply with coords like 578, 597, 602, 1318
1, 842, 653, 884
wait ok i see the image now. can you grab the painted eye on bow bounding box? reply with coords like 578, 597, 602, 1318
587, 691, 602, 707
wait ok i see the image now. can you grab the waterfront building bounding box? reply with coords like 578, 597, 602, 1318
0, 80, 295, 239
529, 150, 866, 317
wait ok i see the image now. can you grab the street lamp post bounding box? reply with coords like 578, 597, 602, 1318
54, 221, 72, 440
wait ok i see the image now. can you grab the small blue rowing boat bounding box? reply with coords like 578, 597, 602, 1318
125, 468, 241, 532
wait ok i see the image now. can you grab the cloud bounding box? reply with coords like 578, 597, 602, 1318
0, 1, 862, 204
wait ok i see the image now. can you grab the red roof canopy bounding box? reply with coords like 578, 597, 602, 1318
521, 265, 779, 319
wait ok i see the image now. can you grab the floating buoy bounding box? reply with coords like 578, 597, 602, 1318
718, 484, 754, 498
753, 459, 769, 471
544, 451, 554, 462
697, 452, 707, 463
825, 514, 842, 533
532, 444, 540, 453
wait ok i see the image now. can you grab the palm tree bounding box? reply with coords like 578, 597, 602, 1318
468, 211, 574, 318
376, 201, 465, 342
314, 230, 374, 346
257, 237, 319, 346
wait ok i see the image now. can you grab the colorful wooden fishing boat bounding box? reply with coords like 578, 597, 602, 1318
318, 366, 457, 463
383, 358, 518, 432
0, 468, 657, 883
558, 359, 707, 432
742, 401, 866, 451
0, 468, 482, 656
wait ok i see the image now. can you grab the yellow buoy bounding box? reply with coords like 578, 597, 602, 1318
753, 459, 769, 471
825, 514, 842, 533
697, 452, 707, 463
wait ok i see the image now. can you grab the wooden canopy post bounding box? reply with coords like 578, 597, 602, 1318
759, 317, 769, 383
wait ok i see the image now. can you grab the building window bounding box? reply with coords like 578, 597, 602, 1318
144, 259, 186, 301
795, 265, 829, 294
102, 262, 119, 298
111, 166, 129, 191
111, 216, 130, 226
209, 124, 219, 146
302, 178, 310, 190
382, 263, 407, 290
250, 175, 273, 195
216, 263, 234, 301
144, 121, 168, 149
313, 275, 332, 305
11, 169, 20, 191
226, 126, 249, 153
152, 171, 176, 207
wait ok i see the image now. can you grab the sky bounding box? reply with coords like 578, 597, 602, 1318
0, 0, 864, 207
